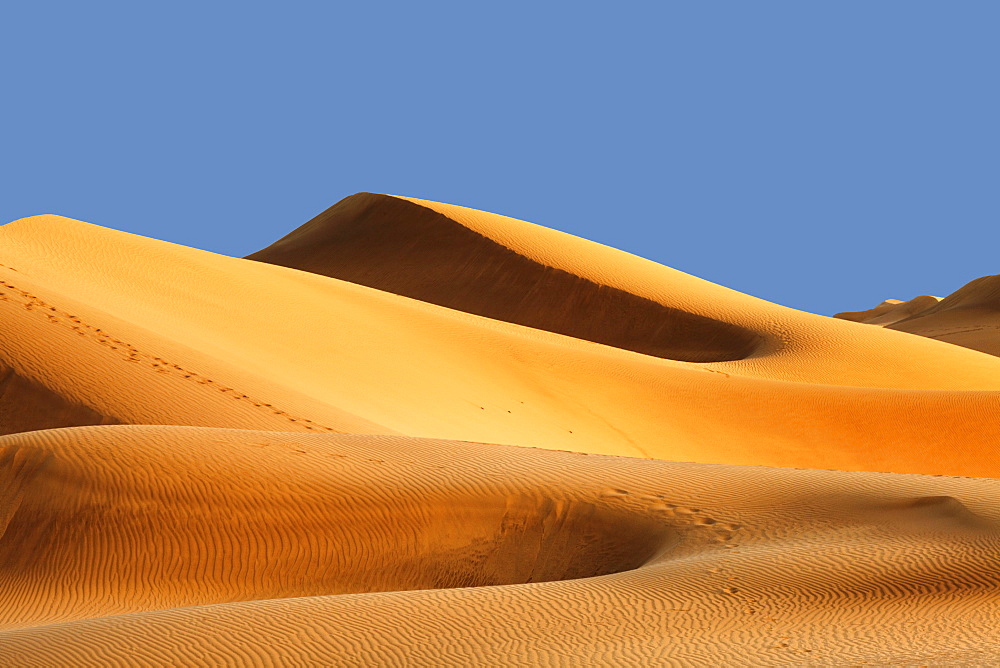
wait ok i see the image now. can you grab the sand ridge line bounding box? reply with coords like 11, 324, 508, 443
599, 486, 743, 539
248, 193, 764, 364
922, 325, 1000, 337
0, 279, 339, 433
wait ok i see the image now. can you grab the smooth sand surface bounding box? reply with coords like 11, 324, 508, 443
1, 194, 998, 665
837, 275, 1000, 357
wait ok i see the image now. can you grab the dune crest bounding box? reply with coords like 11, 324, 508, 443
836, 274, 1000, 356
835, 295, 942, 326
248, 193, 1000, 391
1, 196, 1000, 664
247, 193, 762, 363
1, 206, 1000, 476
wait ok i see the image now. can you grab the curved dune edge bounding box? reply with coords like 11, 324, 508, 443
0, 425, 997, 666
836, 275, 1000, 357
2, 197, 1000, 666
835, 295, 943, 326
246, 193, 763, 363
246, 193, 1000, 389
2, 211, 1000, 476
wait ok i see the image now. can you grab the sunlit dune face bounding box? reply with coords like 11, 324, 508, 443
1, 427, 999, 665
0, 195, 999, 665
247, 193, 764, 363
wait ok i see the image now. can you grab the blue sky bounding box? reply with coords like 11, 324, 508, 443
3, 2, 997, 315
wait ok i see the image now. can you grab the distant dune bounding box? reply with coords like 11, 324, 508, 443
835, 295, 944, 326
1, 195, 998, 665
836, 275, 1000, 357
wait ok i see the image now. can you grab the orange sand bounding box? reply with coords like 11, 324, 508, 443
1, 194, 998, 665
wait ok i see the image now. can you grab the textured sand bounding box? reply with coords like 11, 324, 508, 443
1, 426, 999, 665
1, 195, 998, 665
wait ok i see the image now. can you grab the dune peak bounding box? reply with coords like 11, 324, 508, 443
836, 273, 1000, 357
1, 195, 1000, 664
247, 193, 764, 363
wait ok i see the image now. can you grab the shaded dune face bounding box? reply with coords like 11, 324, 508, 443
0, 428, 678, 630
2, 426, 999, 665
888, 275, 1000, 356
876, 495, 996, 531
836, 275, 1000, 357
3, 197, 1000, 665
423, 495, 676, 589
0, 364, 120, 435
247, 193, 762, 363
834, 295, 943, 326
914, 274, 1000, 314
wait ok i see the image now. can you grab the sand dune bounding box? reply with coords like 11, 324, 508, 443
2, 204, 999, 475
247, 193, 763, 363
836, 274, 1000, 357
0, 222, 391, 437
0, 364, 121, 434
1, 195, 998, 664
1, 426, 997, 665
835, 295, 943, 326
247, 193, 1000, 388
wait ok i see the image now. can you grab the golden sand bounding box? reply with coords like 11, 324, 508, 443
1, 194, 998, 665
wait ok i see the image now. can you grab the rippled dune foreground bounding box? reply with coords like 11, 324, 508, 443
1, 194, 999, 665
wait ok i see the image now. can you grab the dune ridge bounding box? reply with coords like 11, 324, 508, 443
834, 295, 943, 326
1, 208, 1000, 476
0, 212, 998, 474
248, 193, 1000, 390
836, 274, 1000, 357
0, 425, 997, 665
1, 194, 999, 665
247, 193, 763, 363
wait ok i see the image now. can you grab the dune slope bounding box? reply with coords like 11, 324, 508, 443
1, 195, 999, 665
1, 207, 999, 475
247, 193, 1000, 389
0, 426, 997, 665
836, 274, 1000, 356
246, 193, 763, 363
0, 364, 120, 435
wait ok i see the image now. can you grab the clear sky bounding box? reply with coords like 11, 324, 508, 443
3, 2, 997, 315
